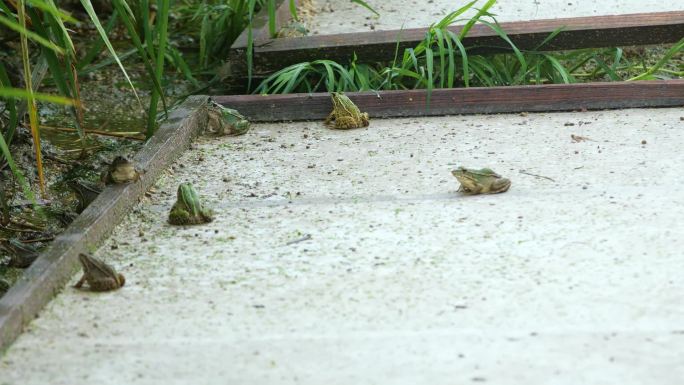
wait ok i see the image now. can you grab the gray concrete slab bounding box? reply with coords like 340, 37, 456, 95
2, 107, 684, 384
310, 0, 684, 35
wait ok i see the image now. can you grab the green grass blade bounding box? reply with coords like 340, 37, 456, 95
78, 9, 118, 69
289, 0, 298, 21
534, 27, 565, 50
458, 0, 495, 39
43, 0, 76, 52
479, 20, 527, 82
629, 37, 684, 81
268, 0, 276, 37
447, 30, 469, 87
351, 0, 379, 16
146, 0, 170, 137
79, 0, 141, 106
321, 61, 336, 91
542, 54, 572, 83
0, 87, 75, 104
434, 28, 446, 89
110, 0, 165, 112
0, 131, 38, 210
169, 46, 200, 87
0, 63, 18, 143
425, 43, 434, 108
26, 0, 76, 23
0, 14, 64, 54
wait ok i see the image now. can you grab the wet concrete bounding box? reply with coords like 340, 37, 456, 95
2, 107, 684, 384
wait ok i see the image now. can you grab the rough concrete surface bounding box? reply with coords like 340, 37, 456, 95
2, 107, 684, 384
309, 0, 683, 35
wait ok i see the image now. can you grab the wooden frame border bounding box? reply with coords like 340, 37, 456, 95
213, 80, 684, 122
229, 10, 684, 74
0, 96, 211, 352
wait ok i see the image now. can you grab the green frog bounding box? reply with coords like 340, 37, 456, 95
68, 179, 103, 212
205, 101, 251, 136
168, 183, 214, 225
74, 253, 125, 292
102, 156, 141, 185
1, 239, 39, 268
325, 92, 369, 129
276, 21, 309, 38
451, 167, 511, 195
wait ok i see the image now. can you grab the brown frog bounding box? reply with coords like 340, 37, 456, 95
74, 253, 125, 292
101, 156, 141, 185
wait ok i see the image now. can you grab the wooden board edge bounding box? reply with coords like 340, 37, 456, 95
0, 96, 211, 352
262, 11, 684, 51
234, 11, 684, 71
213, 80, 684, 122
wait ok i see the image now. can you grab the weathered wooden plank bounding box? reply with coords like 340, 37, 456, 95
230, 11, 684, 73
213, 80, 684, 122
0, 96, 210, 352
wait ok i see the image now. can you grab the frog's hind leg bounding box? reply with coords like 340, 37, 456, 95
335, 116, 363, 130
324, 111, 335, 126
491, 178, 511, 193
89, 278, 121, 292
73, 273, 87, 289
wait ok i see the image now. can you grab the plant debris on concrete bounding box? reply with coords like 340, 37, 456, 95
2, 107, 683, 384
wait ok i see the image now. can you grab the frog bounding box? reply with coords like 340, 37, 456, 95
168, 183, 214, 225
67, 179, 103, 212
74, 253, 125, 292
205, 101, 250, 136
276, 21, 309, 38
325, 92, 369, 130
101, 156, 141, 185
1, 239, 39, 268
451, 167, 511, 195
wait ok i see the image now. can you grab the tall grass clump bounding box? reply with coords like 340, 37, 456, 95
256, 0, 682, 95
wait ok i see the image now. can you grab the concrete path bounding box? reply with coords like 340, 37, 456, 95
2, 107, 684, 384
310, 0, 683, 34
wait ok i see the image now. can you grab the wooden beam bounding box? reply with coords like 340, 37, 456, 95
230, 11, 684, 73
0, 97, 211, 352
213, 80, 684, 122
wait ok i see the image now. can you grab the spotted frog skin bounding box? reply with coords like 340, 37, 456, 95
451, 167, 511, 195
205, 101, 250, 136
325, 92, 369, 129
168, 183, 214, 225
74, 253, 125, 292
